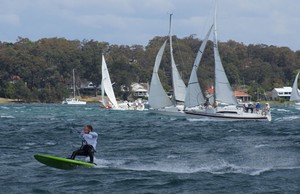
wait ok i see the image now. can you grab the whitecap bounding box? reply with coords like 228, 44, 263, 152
193, 159, 272, 176
45, 142, 56, 146
93, 158, 278, 176
167, 155, 178, 159
228, 129, 239, 133
19, 127, 27, 131
21, 146, 30, 150
14, 106, 26, 109
255, 144, 268, 148
187, 117, 236, 122
276, 108, 290, 112
275, 115, 300, 121
187, 118, 214, 122
26, 142, 36, 146
92, 158, 117, 168
248, 167, 272, 176
0, 115, 15, 119
119, 163, 196, 174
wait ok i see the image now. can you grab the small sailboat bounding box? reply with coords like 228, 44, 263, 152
100, 54, 119, 109
148, 14, 186, 116
62, 69, 86, 105
100, 55, 145, 110
184, 2, 271, 121
289, 71, 300, 107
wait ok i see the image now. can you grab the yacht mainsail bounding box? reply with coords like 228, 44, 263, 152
169, 14, 186, 104
148, 40, 173, 109
213, 3, 237, 105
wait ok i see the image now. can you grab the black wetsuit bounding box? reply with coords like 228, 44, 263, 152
70, 141, 95, 163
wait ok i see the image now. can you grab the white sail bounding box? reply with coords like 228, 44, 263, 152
213, 3, 237, 105
101, 55, 119, 108
101, 81, 108, 107
290, 72, 300, 101
149, 40, 173, 109
184, 25, 214, 108
169, 14, 186, 103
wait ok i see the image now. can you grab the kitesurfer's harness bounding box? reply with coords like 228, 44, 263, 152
81, 140, 96, 153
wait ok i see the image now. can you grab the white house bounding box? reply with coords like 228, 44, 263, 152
271, 87, 292, 100
131, 83, 148, 97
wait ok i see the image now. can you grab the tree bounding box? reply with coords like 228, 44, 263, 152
0, 35, 299, 103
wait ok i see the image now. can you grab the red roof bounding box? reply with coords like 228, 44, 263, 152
234, 91, 250, 97
206, 88, 250, 97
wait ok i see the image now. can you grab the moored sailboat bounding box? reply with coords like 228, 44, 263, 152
62, 69, 86, 105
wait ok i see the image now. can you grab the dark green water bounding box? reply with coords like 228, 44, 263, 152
0, 104, 299, 193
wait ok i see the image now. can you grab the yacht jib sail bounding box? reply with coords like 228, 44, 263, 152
213, 2, 237, 105
184, 24, 214, 109
101, 55, 119, 108
290, 72, 300, 102
148, 40, 173, 109
169, 14, 186, 104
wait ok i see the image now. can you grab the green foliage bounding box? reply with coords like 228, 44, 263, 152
0, 36, 299, 103
4, 82, 16, 98
14, 80, 32, 102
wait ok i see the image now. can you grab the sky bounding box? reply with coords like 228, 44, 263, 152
1, 0, 300, 51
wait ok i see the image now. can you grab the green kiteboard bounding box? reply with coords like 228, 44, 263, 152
34, 154, 96, 170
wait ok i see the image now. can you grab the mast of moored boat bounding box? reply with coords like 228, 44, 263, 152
72, 69, 76, 99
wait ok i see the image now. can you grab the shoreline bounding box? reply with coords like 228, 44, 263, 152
0, 97, 294, 105
0, 96, 102, 104
0, 98, 15, 104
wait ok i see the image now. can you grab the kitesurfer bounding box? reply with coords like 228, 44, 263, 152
69, 125, 98, 164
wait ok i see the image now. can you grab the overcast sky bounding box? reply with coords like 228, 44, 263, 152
1, 0, 299, 51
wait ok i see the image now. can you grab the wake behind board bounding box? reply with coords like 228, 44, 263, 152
34, 154, 96, 170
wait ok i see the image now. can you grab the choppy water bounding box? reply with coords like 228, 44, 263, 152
0, 104, 299, 193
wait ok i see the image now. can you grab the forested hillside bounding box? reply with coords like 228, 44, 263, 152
0, 36, 299, 103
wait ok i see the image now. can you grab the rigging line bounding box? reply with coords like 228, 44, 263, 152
197, 1, 215, 42
174, 37, 186, 75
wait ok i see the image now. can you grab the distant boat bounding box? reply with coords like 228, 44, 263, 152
184, 1, 271, 121
289, 71, 300, 107
100, 55, 144, 111
62, 69, 86, 105
148, 14, 186, 116
62, 98, 86, 105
